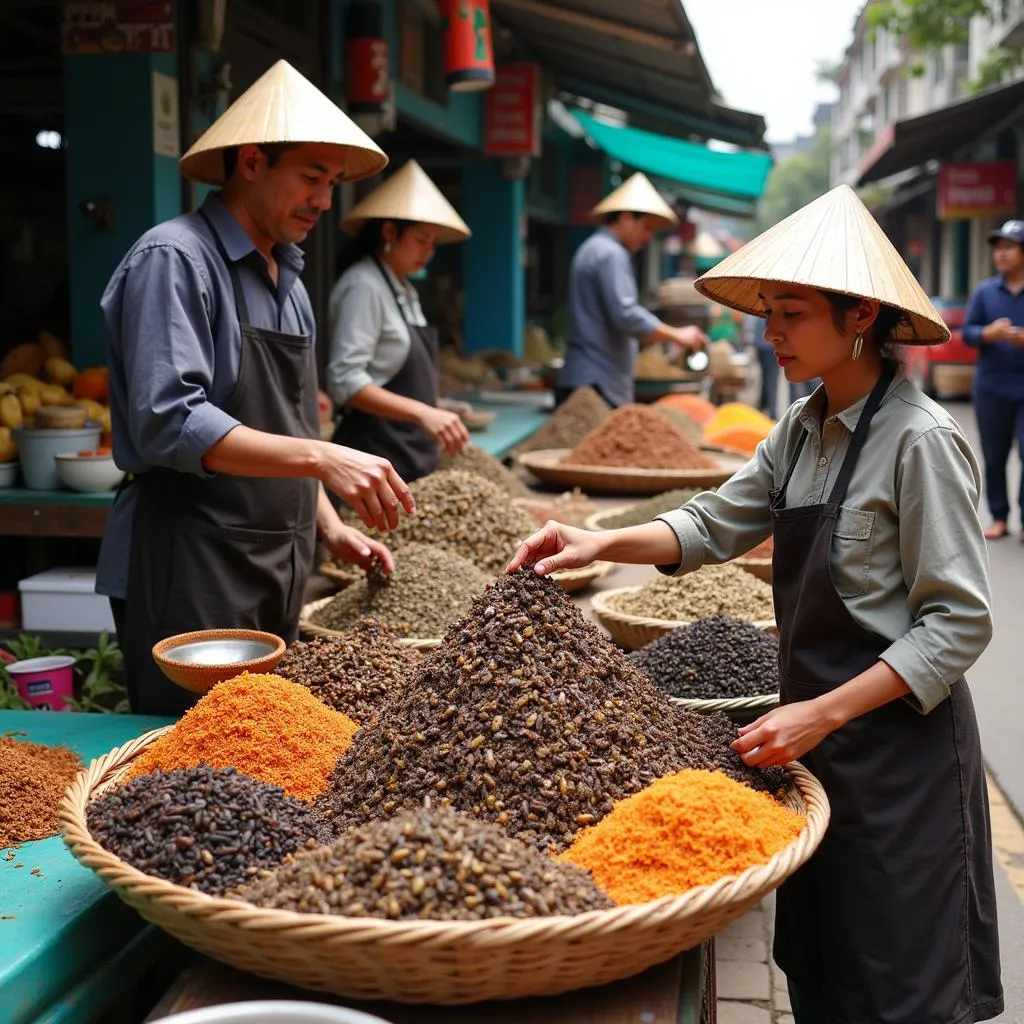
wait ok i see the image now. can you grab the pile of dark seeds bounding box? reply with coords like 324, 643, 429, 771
513, 386, 611, 455
629, 614, 779, 699
275, 622, 421, 723
88, 766, 324, 895
240, 806, 613, 920
596, 488, 704, 530
309, 542, 489, 639
437, 444, 532, 499
317, 570, 787, 852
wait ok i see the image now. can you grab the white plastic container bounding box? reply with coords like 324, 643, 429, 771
18, 567, 116, 633
158, 1002, 394, 1024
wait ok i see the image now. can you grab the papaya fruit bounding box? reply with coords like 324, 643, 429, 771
1, 342, 44, 379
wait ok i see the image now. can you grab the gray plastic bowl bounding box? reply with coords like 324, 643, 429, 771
12, 421, 103, 491
157, 1003, 394, 1024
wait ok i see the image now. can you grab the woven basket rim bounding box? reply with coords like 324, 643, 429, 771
299, 596, 441, 649
583, 505, 636, 532
590, 586, 776, 633
318, 561, 363, 587
549, 560, 615, 584
60, 730, 830, 942
733, 556, 773, 567
669, 693, 780, 713
518, 448, 743, 482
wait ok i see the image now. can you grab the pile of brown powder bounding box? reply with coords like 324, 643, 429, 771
562, 405, 718, 470
1, 736, 82, 848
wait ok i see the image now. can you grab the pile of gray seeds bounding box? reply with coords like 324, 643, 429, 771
239, 806, 613, 920
629, 613, 780, 699
609, 564, 775, 623
437, 444, 533, 499
653, 407, 704, 445
88, 766, 324, 895
317, 570, 787, 852
595, 488, 705, 530
513, 386, 611, 455
309, 542, 488, 640
275, 622, 421, 723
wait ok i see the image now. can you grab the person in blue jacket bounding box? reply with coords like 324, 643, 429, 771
963, 218, 1024, 540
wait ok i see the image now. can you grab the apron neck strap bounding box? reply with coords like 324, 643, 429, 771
826, 366, 896, 506
200, 209, 250, 324
373, 255, 412, 327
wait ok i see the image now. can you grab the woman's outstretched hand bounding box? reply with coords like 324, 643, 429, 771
506, 521, 601, 576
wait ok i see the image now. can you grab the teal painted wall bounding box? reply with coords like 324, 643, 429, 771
65, 52, 180, 367
462, 161, 524, 355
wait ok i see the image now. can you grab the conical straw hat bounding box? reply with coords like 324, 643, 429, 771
339, 159, 471, 243
591, 172, 679, 230
695, 184, 949, 345
179, 60, 388, 186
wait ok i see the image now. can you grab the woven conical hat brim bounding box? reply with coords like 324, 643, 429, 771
590, 172, 678, 230
339, 159, 470, 243
695, 184, 949, 345
179, 60, 388, 185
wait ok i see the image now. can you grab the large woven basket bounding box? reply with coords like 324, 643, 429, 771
60, 729, 829, 1005
584, 504, 634, 531
549, 560, 615, 595
517, 449, 744, 496
318, 562, 363, 590
298, 597, 441, 652
733, 557, 773, 585
670, 692, 780, 725
590, 587, 776, 651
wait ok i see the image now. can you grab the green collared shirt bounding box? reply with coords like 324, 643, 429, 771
656, 374, 993, 714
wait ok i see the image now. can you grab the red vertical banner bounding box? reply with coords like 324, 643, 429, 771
443, 0, 495, 92
483, 64, 540, 156
346, 0, 390, 113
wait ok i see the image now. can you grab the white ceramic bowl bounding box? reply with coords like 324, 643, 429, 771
53, 453, 125, 493
158, 1002, 394, 1024
0, 461, 17, 488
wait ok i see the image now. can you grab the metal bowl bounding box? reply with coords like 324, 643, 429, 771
152, 629, 287, 694
158, 1002, 394, 1024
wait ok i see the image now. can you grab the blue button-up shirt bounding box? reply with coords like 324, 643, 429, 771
558, 228, 660, 407
962, 273, 1024, 398
95, 194, 315, 599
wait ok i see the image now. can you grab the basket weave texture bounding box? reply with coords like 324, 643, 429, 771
549, 560, 615, 594
60, 730, 829, 1005
670, 693, 780, 717
299, 597, 441, 651
590, 587, 776, 651
318, 562, 362, 589
733, 557, 773, 585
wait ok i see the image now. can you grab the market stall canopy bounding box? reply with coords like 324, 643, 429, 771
491, 0, 767, 149
856, 78, 1024, 185
572, 111, 773, 203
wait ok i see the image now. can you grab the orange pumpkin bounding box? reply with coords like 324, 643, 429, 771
73, 366, 109, 402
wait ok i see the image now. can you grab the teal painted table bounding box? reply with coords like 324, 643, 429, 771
1, 711, 175, 1024
463, 401, 549, 459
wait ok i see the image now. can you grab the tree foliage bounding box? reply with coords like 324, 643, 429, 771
758, 130, 832, 232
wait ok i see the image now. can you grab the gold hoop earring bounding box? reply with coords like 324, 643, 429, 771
852, 331, 864, 360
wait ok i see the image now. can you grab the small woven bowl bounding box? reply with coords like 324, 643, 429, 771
152, 629, 287, 694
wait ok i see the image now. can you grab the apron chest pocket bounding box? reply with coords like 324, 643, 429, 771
831, 506, 875, 598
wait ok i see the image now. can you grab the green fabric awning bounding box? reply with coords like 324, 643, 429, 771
573, 111, 772, 201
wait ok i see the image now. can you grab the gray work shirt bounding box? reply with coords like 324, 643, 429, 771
656, 374, 992, 715
558, 228, 660, 407
95, 193, 315, 600
326, 255, 427, 407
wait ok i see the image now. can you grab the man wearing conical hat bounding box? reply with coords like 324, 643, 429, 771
556, 172, 708, 408
327, 159, 472, 482
510, 185, 1003, 1023
95, 61, 416, 717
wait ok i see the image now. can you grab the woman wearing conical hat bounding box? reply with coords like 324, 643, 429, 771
510, 185, 1003, 1023
328, 160, 471, 482
556, 172, 709, 408
95, 61, 416, 718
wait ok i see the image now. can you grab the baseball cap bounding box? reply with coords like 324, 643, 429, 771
987, 220, 1024, 245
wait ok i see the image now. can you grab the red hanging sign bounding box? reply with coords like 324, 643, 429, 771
483, 64, 541, 157
346, 37, 390, 111
443, 0, 495, 92
61, 0, 175, 54
938, 161, 1019, 221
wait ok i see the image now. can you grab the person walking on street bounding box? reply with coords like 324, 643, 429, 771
96, 61, 414, 717
745, 311, 778, 418
557, 173, 708, 407
510, 185, 1003, 1024
963, 218, 1024, 540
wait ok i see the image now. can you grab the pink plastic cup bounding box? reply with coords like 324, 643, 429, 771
6, 655, 77, 711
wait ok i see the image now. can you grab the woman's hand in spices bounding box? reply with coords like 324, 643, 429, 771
506, 522, 602, 576
321, 521, 395, 574
417, 405, 470, 455
731, 701, 842, 767
317, 443, 416, 533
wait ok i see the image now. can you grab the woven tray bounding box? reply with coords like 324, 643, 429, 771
584, 504, 640, 532
670, 692, 781, 725
733, 557, 772, 585
60, 730, 829, 1005
549, 560, 615, 595
298, 596, 441, 651
590, 587, 776, 651
318, 562, 363, 590
517, 449, 744, 496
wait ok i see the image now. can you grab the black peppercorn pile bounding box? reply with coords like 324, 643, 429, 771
317, 570, 787, 853
88, 766, 325, 895
240, 806, 613, 920
629, 614, 779, 700
275, 622, 421, 724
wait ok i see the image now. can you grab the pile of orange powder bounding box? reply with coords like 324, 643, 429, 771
124, 673, 358, 803
558, 768, 805, 905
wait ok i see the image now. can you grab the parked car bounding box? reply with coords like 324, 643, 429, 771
903, 298, 976, 399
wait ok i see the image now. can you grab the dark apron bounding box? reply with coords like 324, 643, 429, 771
771, 369, 1003, 1023
332, 257, 439, 483
121, 216, 319, 717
